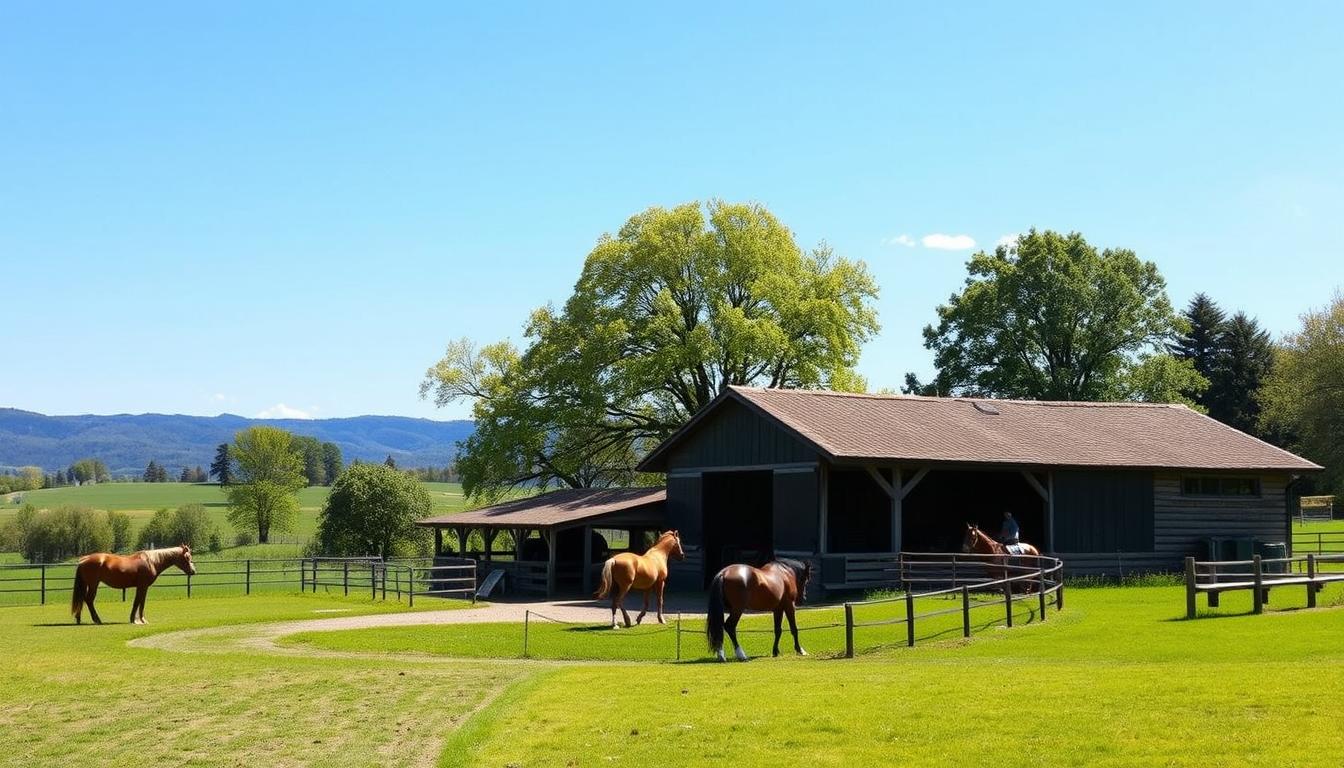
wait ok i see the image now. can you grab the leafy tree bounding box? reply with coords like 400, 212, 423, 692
1260, 294, 1344, 495
210, 443, 234, 486
19, 466, 43, 491
316, 462, 432, 559
14, 505, 113, 563
69, 458, 108, 485
913, 229, 1202, 402
423, 200, 879, 500
136, 504, 215, 550
292, 435, 328, 486
194, 465, 208, 483
54, 469, 66, 486
107, 510, 132, 551
225, 426, 305, 544
179, 466, 192, 483
321, 442, 344, 484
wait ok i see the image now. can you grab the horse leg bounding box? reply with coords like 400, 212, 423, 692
635, 589, 649, 625
85, 582, 102, 625
772, 608, 783, 657
725, 609, 747, 661
786, 604, 806, 655
656, 579, 666, 624
616, 583, 633, 628
132, 586, 148, 624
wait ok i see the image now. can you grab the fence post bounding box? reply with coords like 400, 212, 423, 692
312, 559, 319, 593
1307, 554, 1317, 609
1003, 582, 1013, 628
343, 561, 349, 596
1037, 565, 1047, 620
523, 610, 530, 658
301, 558, 307, 592
408, 567, 414, 608
961, 586, 971, 638
844, 603, 855, 658
246, 560, 251, 596
40, 564, 46, 605
1184, 557, 1197, 619
905, 590, 915, 647
676, 613, 682, 661
123, 588, 127, 602
1251, 555, 1263, 614
187, 572, 192, 598
381, 565, 387, 601
1056, 565, 1064, 611
395, 568, 401, 600
371, 563, 377, 600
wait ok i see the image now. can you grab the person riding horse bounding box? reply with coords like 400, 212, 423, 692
999, 510, 1020, 546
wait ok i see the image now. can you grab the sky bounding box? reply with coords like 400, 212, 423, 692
2, 2, 1341, 421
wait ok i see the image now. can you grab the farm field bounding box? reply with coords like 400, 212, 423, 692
6, 581, 1342, 767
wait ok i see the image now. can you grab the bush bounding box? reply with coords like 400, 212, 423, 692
107, 511, 132, 552
14, 505, 113, 563
136, 504, 218, 551
234, 530, 256, 547
208, 531, 223, 553
317, 462, 432, 559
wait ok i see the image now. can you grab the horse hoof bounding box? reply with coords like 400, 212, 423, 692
734, 647, 748, 662
715, 650, 726, 662
657, 617, 666, 625
797, 648, 808, 656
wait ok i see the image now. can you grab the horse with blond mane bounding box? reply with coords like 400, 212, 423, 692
72, 545, 197, 625
594, 530, 684, 628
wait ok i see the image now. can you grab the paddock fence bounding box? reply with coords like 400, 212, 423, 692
0, 556, 475, 608
842, 552, 1065, 658
1291, 531, 1344, 555
1184, 553, 1344, 617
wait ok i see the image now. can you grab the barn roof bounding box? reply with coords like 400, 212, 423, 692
638, 386, 1321, 473
417, 487, 666, 530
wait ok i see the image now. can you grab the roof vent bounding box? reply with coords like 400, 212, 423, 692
972, 401, 1001, 415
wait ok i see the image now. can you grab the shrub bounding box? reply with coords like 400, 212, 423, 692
136, 504, 217, 551
16, 505, 113, 563
234, 530, 256, 547
137, 509, 175, 550
317, 462, 432, 559
107, 511, 132, 552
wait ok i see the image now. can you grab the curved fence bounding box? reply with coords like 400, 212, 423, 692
843, 552, 1065, 657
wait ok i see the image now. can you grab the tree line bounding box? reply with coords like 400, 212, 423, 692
423, 204, 1344, 505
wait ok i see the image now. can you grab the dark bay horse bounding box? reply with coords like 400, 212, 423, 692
706, 558, 811, 662
72, 545, 196, 625
962, 524, 1039, 593
595, 530, 685, 628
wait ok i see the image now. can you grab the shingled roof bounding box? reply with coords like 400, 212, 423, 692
639, 386, 1321, 473
417, 487, 666, 529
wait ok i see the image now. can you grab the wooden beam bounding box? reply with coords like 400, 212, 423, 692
818, 462, 830, 554
582, 525, 593, 596
865, 465, 897, 499
545, 529, 558, 597
434, 528, 443, 557
892, 467, 902, 553
899, 466, 930, 500
1021, 470, 1048, 501
1046, 471, 1055, 553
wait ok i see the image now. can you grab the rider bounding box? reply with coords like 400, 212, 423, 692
998, 510, 1020, 546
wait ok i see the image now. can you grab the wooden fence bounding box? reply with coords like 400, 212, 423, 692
841, 552, 1065, 658
0, 556, 475, 607
1184, 553, 1344, 618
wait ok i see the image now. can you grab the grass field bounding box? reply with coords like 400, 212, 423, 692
6, 582, 1344, 767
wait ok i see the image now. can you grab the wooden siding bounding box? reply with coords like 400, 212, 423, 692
663, 398, 818, 470
665, 474, 703, 544
773, 469, 819, 552
1053, 470, 1155, 553
1152, 472, 1289, 557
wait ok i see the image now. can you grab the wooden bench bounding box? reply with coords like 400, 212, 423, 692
1185, 554, 1344, 618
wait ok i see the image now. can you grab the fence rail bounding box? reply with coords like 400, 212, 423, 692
1291, 532, 1344, 554
0, 556, 475, 608
1184, 553, 1344, 617
842, 551, 1065, 658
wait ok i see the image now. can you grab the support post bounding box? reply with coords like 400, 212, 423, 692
1252, 555, 1263, 614
961, 586, 971, 638
246, 560, 251, 596
905, 590, 916, 647
343, 560, 349, 596
1184, 557, 1197, 619
545, 530, 558, 597
676, 613, 682, 661
1056, 566, 1064, 611
1307, 554, 1317, 609
434, 528, 443, 557
892, 467, 902, 554
1004, 582, 1013, 628
301, 558, 307, 591
582, 525, 593, 596
1038, 565, 1047, 620
523, 610, 530, 657
40, 564, 46, 605
187, 573, 192, 598
844, 603, 855, 658
371, 563, 377, 600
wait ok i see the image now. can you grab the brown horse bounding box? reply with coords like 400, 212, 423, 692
961, 523, 1039, 592
71, 545, 197, 625
706, 558, 811, 662
594, 530, 684, 628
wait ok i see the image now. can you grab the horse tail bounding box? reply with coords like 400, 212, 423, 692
594, 558, 615, 599
706, 570, 726, 652
71, 564, 86, 618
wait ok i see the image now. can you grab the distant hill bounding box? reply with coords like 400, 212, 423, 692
0, 409, 474, 476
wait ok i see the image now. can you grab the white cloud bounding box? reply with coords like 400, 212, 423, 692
255, 403, 314, 419
921, 233, 977, 250
882, 233, 916, 248
212, 393, 230, 402
995, 233, 1021, 249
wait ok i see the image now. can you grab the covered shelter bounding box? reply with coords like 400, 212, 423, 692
417, 487, 667, 596
637, 386, 1321, 592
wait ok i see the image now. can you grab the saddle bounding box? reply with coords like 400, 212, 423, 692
1004, 543, 1031, 556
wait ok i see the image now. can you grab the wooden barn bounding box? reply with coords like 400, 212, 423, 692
636, 386, 1321, 592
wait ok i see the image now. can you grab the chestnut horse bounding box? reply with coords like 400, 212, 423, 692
962, 524, 1039, 593
594, 530, 685, 628
71, 545, 197, 625
706, 558, 811, 662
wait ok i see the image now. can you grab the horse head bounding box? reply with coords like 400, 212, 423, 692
661, 530, 686, 561
961, 523, 981, 554
177, 544, 197, 576
797, 560, 812, 603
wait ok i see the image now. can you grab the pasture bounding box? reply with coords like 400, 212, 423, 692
5, 580, 1342, 767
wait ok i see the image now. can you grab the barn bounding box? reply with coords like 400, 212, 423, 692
636, 386, 1321, 592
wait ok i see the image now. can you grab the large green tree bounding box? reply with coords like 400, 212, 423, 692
1260, 294, 1344, 495
1171, 293, 1227, 397
316, 462, 432, 559
910, 229, 1203, 402
423, 200, 880, 500
225, 426, 306, 544
1209, 312, 1274, 433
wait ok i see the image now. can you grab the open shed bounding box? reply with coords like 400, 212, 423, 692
637, 385, 1321, 591
417, 487, 666, 596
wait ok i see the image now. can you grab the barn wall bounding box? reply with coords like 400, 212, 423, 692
663, 398, 818, 470
773, 469, 819, 553
1053, 470, 1155, 553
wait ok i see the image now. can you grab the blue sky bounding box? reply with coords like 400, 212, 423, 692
2, 2, 1340, 421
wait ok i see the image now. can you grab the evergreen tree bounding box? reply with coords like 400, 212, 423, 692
1171, 293, 1227, 407
210, 443, 234, 485
321, 442, 344, 484
194, 465, 207, 483
180, 466, 192, 483
1210, 312, 1274, 434
143, 461, 160, 483
55, 469, 66, 486
384, 454, 397, 469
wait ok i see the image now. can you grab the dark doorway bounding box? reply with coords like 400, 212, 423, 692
702, 470, 774, 586
901, 470, 1046, 552
828, 468, 893, 553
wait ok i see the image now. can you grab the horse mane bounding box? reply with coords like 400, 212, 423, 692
138, 546, 182, 570
768, 557, 809, 584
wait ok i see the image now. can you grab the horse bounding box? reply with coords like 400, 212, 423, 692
594, 530, 684, 628
706, 558, 811, 662
71, 545, 197, 625
961, 523, 1039, 593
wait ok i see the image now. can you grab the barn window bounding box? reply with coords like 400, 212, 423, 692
1181, 476, 1261, 497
